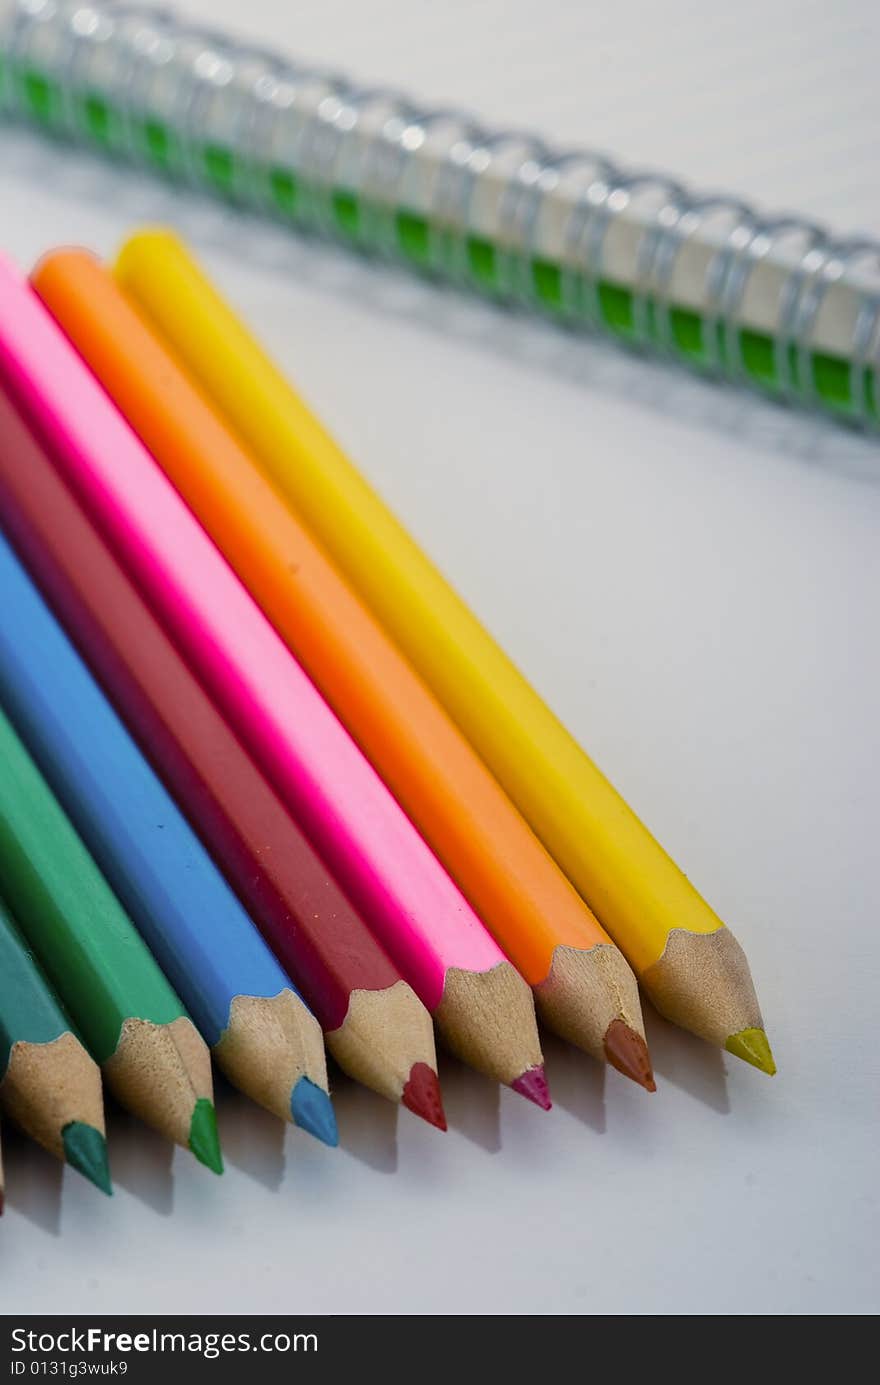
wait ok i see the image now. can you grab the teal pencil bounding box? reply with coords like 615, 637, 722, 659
0, 892, 111, 1194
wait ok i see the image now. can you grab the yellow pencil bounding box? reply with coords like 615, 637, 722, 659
115, 229, 774, 1075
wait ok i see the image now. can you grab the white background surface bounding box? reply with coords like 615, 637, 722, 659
1, 0, 878, 1316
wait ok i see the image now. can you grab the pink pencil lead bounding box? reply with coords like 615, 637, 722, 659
511, 1064, 552, 1111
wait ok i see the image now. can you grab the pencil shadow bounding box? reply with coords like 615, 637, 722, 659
213, 1075, 287, 1191
436, 1050, 502, 1152
105, 1098, 175, 1215
1, 127, 876, 487
539, 1029, 607, 1133
1, 1121, 63, 1234
329, 1064, 399, 1173
642, 1002, 731, 1115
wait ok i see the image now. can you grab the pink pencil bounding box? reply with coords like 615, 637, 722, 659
0, 254, 548, 1105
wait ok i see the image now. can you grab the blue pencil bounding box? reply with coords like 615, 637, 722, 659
0, 527, 337, 1146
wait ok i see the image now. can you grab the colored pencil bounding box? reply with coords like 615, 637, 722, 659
0, 532, 335, 1145
0, 257, 548, 1105
116, 231, 773, 1074
36, 250, 653, 1090
0, 705, 222, 1171
0, 893, 111, 1193
0, 388, 444, 1129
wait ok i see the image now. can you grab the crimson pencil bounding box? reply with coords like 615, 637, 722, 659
0, 384, 445, 1129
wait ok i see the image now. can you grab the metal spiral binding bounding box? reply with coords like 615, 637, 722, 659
1, 0, 878, 428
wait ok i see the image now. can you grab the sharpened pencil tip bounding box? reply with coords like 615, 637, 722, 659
511, 1063, 552, 1110
726, 1027, 776, 1075
402, 1062, 447, 1130
188, 1099, 224, 1173
62, 1122, 112, 1195
290, 1076, 339, 1147
604, 1018, 656, 1091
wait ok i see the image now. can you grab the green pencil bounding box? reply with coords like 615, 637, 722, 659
0, 893, 111, 1194
0, 705, 222, 1173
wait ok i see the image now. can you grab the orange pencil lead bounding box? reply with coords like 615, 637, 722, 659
603, 1018, 656, 1092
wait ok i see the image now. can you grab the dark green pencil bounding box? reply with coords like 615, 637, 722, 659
0, 706, 221, 1173
0, 893, 111, 1194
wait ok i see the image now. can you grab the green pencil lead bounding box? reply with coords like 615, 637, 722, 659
62, 1121, 112, 1196
188, 1098, 224, 1174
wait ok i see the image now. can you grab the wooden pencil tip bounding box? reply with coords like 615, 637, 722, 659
604, 1018, 656, 1091
290, 1076, 339, 1147
402, 1062, 447, 1131
188, 1099, 224, 1174
726, 1027, 776, 1075
511, 1064, 552, 1110
105, 1016, 216, 1150
62, 1121, 113, 1195
216, 991, 333, 1126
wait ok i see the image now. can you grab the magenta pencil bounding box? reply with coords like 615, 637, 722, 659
0, 254, 547, 1105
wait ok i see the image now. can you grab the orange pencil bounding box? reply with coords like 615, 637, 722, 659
35, 248, 653, 1089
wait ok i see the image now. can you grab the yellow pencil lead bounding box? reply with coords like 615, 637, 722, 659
725, 1027, 776, 1076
